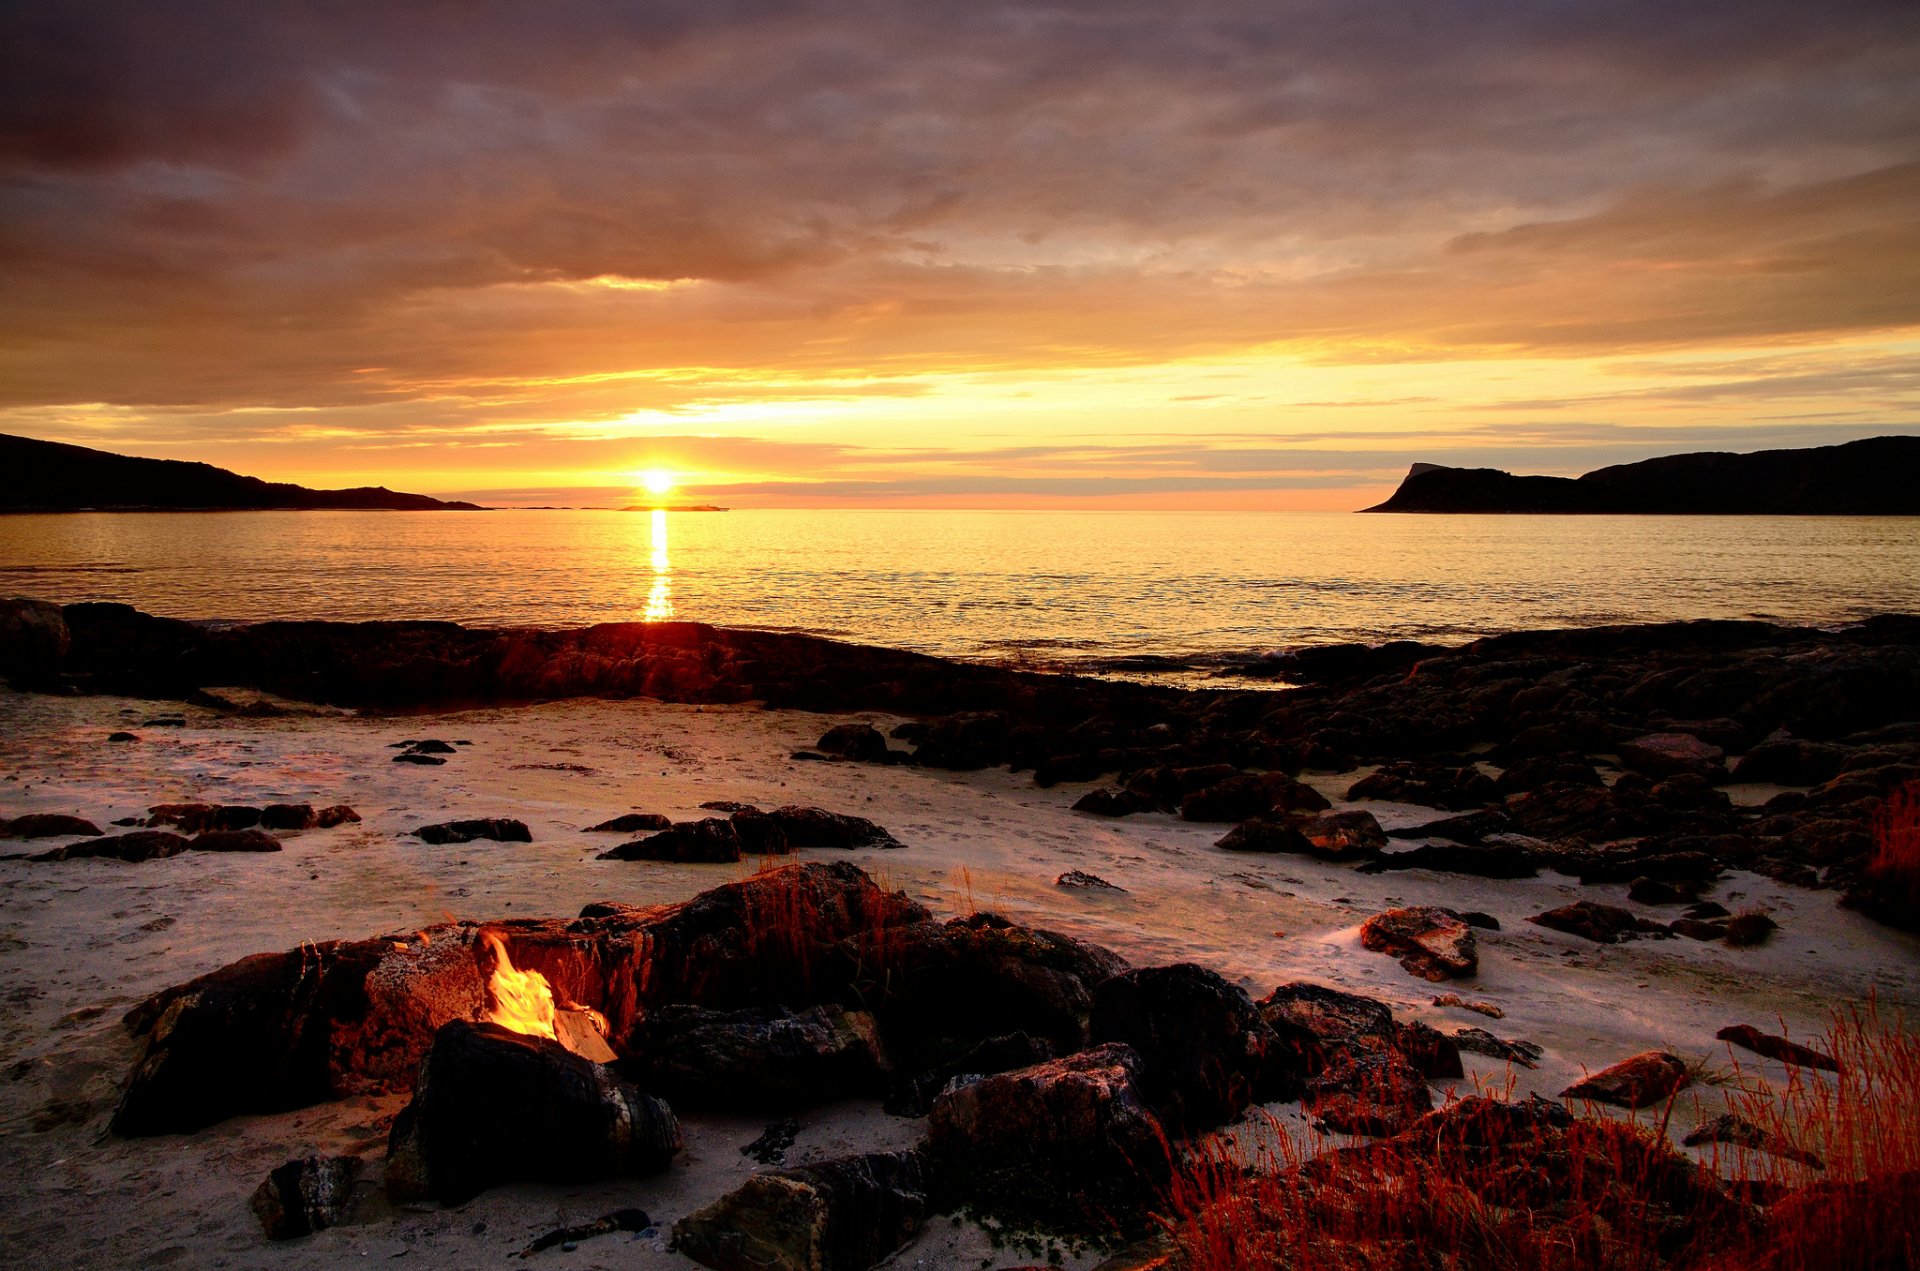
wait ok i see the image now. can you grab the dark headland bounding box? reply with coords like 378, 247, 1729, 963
1362, 435, 1920, 514
0, 432, 486, 512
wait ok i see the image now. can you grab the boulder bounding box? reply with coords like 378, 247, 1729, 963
598, 818, 740, 862
1617, 733, 1726, 781
625, 1004, 890, 1110
1359, 907, 1478, 981
413, 817, 530, 845
191, 828, 283, 853
1715, 1024, 1840, 1072
1451, 1027, 1543, 1068
260, 803, 316, 831
884, 1031, 1054, 1118
673, 1149, 929, 1271
31, 830, 189, 862
1304, 1045, 1432, 1137
0, 813, 103, 839
1256, 982, 1395, 1053
1561, 1050, 1691, 1109
1628, 876, 1703, 905
1056, 870, 1125, 890
0, 596, 69, 678
251, 1154, 361, 1240
1214, 817, 1313, 855
815, 723, 891, 762
586, 812, 673, 833
926, 1043, 1168, 1232
1089, 963, 1284, 1131
1683, 1113, 1825, 1170
1729, 738, 1852, 786
1346, 763, 1497, 811
1294, 809, 1388, 857
1179, 772, 1329, 822
386, 1020, 681, 1205
1527, 901, 1665, 944
768, 806, 903, 850
1072, 787, 1152, 817
731, 807, 794, 856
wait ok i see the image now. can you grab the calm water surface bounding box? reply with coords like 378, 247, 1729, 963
4, 510, 1918, 671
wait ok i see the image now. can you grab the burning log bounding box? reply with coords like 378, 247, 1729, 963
385, 1019, 682, 1205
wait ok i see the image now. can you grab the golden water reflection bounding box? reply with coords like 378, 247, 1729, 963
642, 508, 674, 621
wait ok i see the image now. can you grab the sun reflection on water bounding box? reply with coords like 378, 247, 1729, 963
642, 508, 674, 621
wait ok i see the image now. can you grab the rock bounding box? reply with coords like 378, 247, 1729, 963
815, 723, 891, 762
1257, 982, 1394, 1052
144, 802, 214, 830
1180, 772, 1329, 822
108, 730, 138, 742
0, 813, 103, 839
1451, 1027, 1543, 1067
393, 752, 446, 765
1683, 900, 1731, 920
31, 830, 190, 862
406, 739, 457, 754
1628, 876, 1703, 905
1578, 849, 1723, 886
625, 1004, 890, 1111
1359, 906, 1478, 981
260, 803, 316, 830
1683, 1112, 1825, 1169
1617, 733, 1727, 781
1346, 763, 1497, 811
586, 812, 673, 833
412, 817, 531, 845
1056, 870, 1125, 890
1305, 1044, 1432, 1136
1214, 817, 1313, 855
1387, 809, 1511, 845
315, 805, 360, 828
1495, 755, 1601, 795
730, 807, 793, 856
1729, 738, 1852, 786
910, 711, 1011, 770
884, 1032, 1054, 1118
1724, 911, 1778, 946
1715, 1024, 1841, 1072
1360, 842, 1538, 878
1071, 787, 1151, 817
190, 828, 283, 853
1089, 963, 1284, 1131
1431, 993, 1503, 1018
1527, 901, 1665, 944
386, 1020, 681, 1205
768, 806, 903, 850
251, 1154, 361, 1240
1561, 1050, 1691, 1109
1392, 1019, 1464, 1079
673, 1149, 929, 1271
701, 800, 761, 813
0, 596, 69, 679
599, 818, 741, 862
926, 1043, 1168, 1232
1294, 809, 1388, 857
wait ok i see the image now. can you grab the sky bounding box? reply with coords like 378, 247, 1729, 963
2, 1, 1917, 509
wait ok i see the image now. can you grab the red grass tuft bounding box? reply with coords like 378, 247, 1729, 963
1865, 780, 1920, 910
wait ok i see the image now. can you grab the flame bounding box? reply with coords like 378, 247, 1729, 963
481, 931, 558, 1040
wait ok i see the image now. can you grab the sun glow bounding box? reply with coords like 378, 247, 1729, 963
639, 467, 677, 498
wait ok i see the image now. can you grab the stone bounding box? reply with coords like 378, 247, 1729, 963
768, 805, 903, 850
1294, 809, 1389, 857
1089, 963, 1284, 1131
1431, 993, 1503, 1018
1257, 982, 1395, 1052
386, 1020, 681, 1205
260, 803, 316, 830
1683, 1113, 1825, 1169
730, 807, 793, 856
884, 1032, 1054, 1118
1724, 911, 1778, 947
31, 830, 190, 862
1214, 816, 1313, 855
315, 805, 360, 828
0, 596, 69, 678
108, 730, 138, 742
815, 722, 891, 762
1670, 918, 1730, 941
1360, 841, 1538, 878
1056, 870, 1125, 890
1715, 1025, 1840, 1072
1072, 787, 1151, 817
1527, 901, 1664, 944
1729, 739, 1851, 786
1180, 772, 1330, 822
586, 812, 673, 833
1359, 906, 1478, 981
926, 1043, 1168, 1231
1451, 1027, 1543, 1068
598, 818, 741, 862
625, 1004, 890, 1111
0, 813, 103, 839
1305, 1044, 1433, 1137
673, 1149, 929, 1271
393, 752, 446, 765
522, 1209, 653, 1257
190, 828, 283, 853
1561, 1050, 1691, 1109
251, 1154, 361, 1240
414, 817, 530, 845
1617, 733, 1727, 781
1628, 876, 1703, 905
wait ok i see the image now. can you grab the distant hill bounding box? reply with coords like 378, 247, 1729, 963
0, 433, 486, 512
1362, 435, 1920, 515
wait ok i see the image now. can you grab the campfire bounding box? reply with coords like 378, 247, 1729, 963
482, 930, 615, 1062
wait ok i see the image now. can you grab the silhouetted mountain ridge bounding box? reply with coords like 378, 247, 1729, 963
0, 434, 485, 512
1362, 436, 1920, 514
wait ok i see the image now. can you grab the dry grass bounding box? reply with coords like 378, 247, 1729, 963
1864, 779, 1920, 912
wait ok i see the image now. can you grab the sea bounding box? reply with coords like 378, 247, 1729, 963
5, 509, 1919, 680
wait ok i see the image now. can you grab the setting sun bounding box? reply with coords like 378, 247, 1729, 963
639, 468, 677, 498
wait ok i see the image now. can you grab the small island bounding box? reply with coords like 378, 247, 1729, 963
620, 504, 729, 512
1362, 435, 1920, 515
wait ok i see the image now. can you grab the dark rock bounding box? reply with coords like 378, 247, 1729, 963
730, 807, 793, 856
1361, 841, 1538, 878
926, 1043, 1168, 1233
0, 596, 69, 678
1072, 787, 1152, 817
1561, 1050, 1690, 1108
1346, 763, 1497, 812
910, 711, 1011, 770
1683, 1112, 1824, 1169
1628, 876, 1703, 905
1305, 1044, 1432, 1136
741, 1120, 800, 1165
108, 730, 138, 742
260, 803, 316, 831
406, 739, 457, 754
1528, 901, 1663, 944
1213, 816, 1313, 856
768, 806, 903, 850
191, 828, 282, 853
1724, 911, 1778, 946
674, 1149, 928, 1271
1294, 809, 1389, 858
1056, 870, 1125, 890
1089, 963, 1283, 1131
393, 752, 446, 765
599, 818, 740, 862
31, 830, 189, 862
1451, 1027, 1543, 1068
625, 1004, 890, 1111
586, 812, 673, 833
700, 800, 760, 813
816, 722, 891, 762
884, 1032, 1054, 1118
0, 813, 103, 839
1392, 1019, 1464, 1079
1359, 906, 1478, 981
1716, 1024, 1841, 1072
315, 804, 360, 828
1671, 918, 1731, 940
1495, 755, 1601, 795
414, 817, 530, 846
1180, 772, 1329, 822
250, 1154, 361, 1240
1387, 809, 1510, 845
1578, 849, 1722, 886
1684, 900, 1731, 920
1257, 982, 1394, 1052
1618, 733, 1727, 781
386, 1020, 681, 1205
1730, 738, 1852, 786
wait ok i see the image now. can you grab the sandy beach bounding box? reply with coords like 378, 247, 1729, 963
4, 682, 1914, 1269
